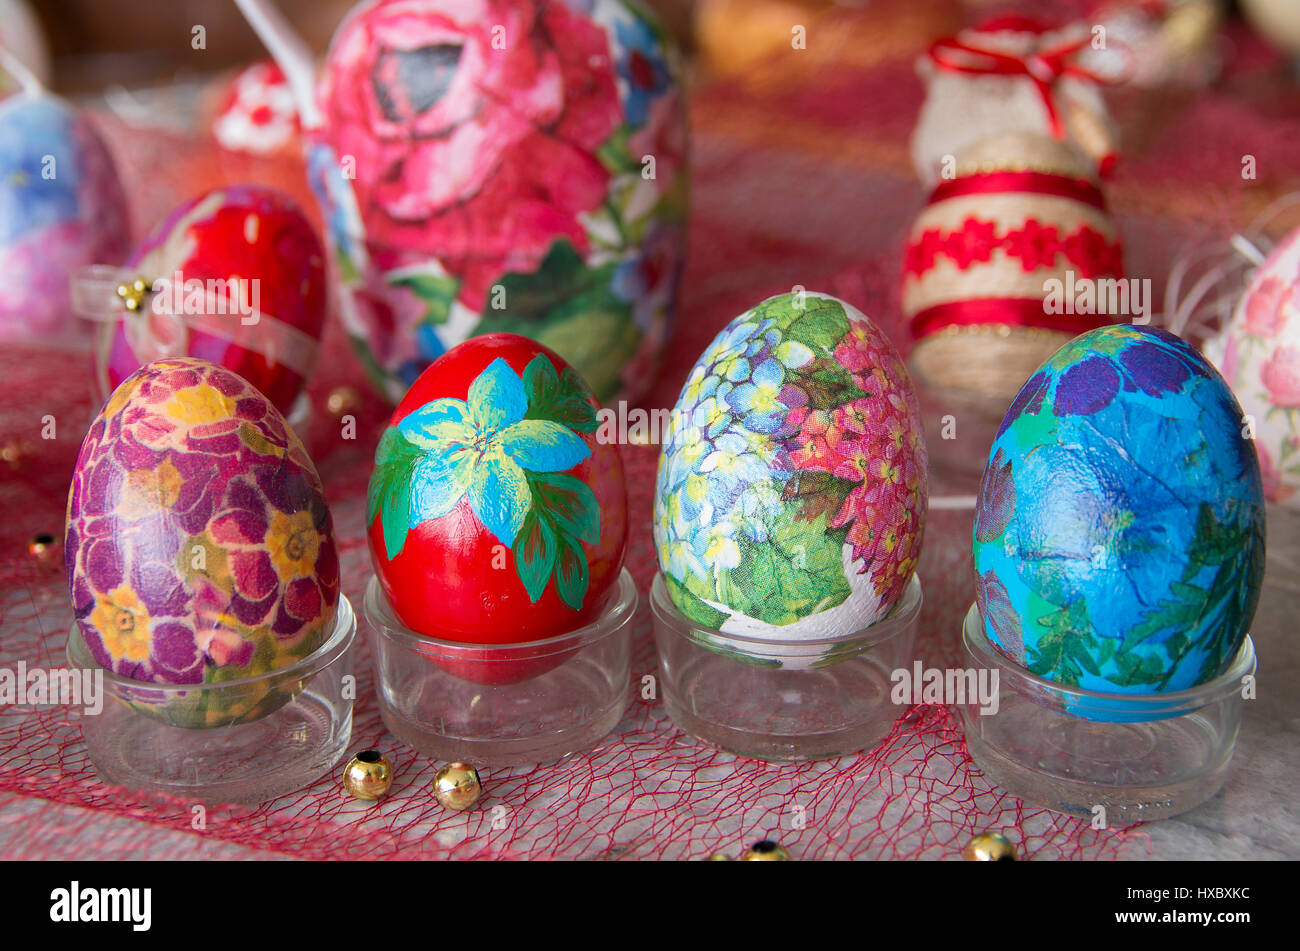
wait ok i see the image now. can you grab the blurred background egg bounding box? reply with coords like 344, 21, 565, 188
94, 184, 327, 415
973, 325, 1265, 695
65, 358, 340, 723
1203, 226, 1300, 510
653, 292, 927, 661
0, 92, 129, 343
367, 333, 627, 647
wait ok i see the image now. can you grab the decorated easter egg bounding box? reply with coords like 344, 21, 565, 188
307, 0, 687, 404
902, 133, 1125, 404
65, 358, 340, 725
211, 61, 302, 156
973, 325, 1265, 695
367, 333, 627, 644
1203, 226, 1300, 509
95, 185, 327, 416
653, 292, 927, 661
0, 93, 128, 342
911, 17, 1118, 189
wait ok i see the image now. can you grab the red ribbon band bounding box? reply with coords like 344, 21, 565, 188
910, 297, 1116, 341
927, 170, 1107, 211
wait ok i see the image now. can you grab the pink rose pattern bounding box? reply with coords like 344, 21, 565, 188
308, 0, 687, 402
1212, 230, 1300, 507
65, 358, 340, 685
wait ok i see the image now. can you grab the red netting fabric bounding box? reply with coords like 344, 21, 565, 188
2, 15, 1294, 859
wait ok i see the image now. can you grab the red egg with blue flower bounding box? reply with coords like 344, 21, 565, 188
366, 333, 628, 660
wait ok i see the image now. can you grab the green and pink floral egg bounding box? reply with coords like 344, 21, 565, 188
973, 325, 1265, 695
65, 358, 340, 694
653, 292, 928, 659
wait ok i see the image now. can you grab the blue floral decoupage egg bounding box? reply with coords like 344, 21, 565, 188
653, 292, 927, 666
973, 325, 1266, 694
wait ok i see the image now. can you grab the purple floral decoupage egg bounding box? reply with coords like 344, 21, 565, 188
65, 358, 340, 726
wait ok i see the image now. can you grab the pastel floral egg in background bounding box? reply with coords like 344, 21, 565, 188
367, 333, 627, 648
653, 292, 928, 661
973, 325, 1265, 697
64, 358, 340, 726
1203, 225, 1300, 510
94, 184, 327, 416
302, 0, 688, 405
0, 92, 129, 343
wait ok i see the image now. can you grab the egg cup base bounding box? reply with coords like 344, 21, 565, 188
66, 594, 358, 806
650, 573, 923, 763
958, 603, 1255, 824
363, 569, 636, 768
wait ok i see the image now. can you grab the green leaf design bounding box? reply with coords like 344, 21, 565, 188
596, 124, 643, 176
527, 471, 600, 545
554, 534, 590, 612
391, 272, 460, 326
665, 571, 730, 629
721, 511, 851, 626
1121, 500, 1265, 688
476, 239, 639, 402
751, 294, 850, 354
516, 509, 558, 603
522, 354, 598, 433
797, 357, 868, 412
367, 427, 426, 561
1027, 600, 1091, 687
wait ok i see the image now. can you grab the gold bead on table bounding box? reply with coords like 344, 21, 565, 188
432, 762, 482, 811
962, 832, 1017, 861
343, 749, 393, 800
741, 840, 790, 861
706, 853, 733, 861
28, 533, 58, 561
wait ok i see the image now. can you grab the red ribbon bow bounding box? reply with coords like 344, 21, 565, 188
927, 32, 1114, 139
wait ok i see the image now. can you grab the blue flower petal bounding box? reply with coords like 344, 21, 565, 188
498, 419, 591, 472
468, 358, 527, 432
398, 398, 473, 450
410, 453, 469, 522
467, 452, 531, 546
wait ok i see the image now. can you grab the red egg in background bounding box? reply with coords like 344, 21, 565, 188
366, 333, 628, 684
94, 184, 327, 416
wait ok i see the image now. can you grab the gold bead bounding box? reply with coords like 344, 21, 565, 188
741, 839, 790, 861
962, 832, 1017, 861
342, 749, 393, 800
432, 762, 482, 811
326, 386, 360, 417
115, 276, 152, 312
28, 533, 58, 560
706, 853, 732, 861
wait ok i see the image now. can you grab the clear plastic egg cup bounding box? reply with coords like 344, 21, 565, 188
651, 573, 923, 762
958, 602, 1255, 824
363, 569, 636, 767
66, 595, 358, 805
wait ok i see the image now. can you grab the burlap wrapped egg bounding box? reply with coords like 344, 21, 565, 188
902, 133, 1125, 404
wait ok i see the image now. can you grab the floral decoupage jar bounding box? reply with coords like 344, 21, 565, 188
238, 0, 688, 404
